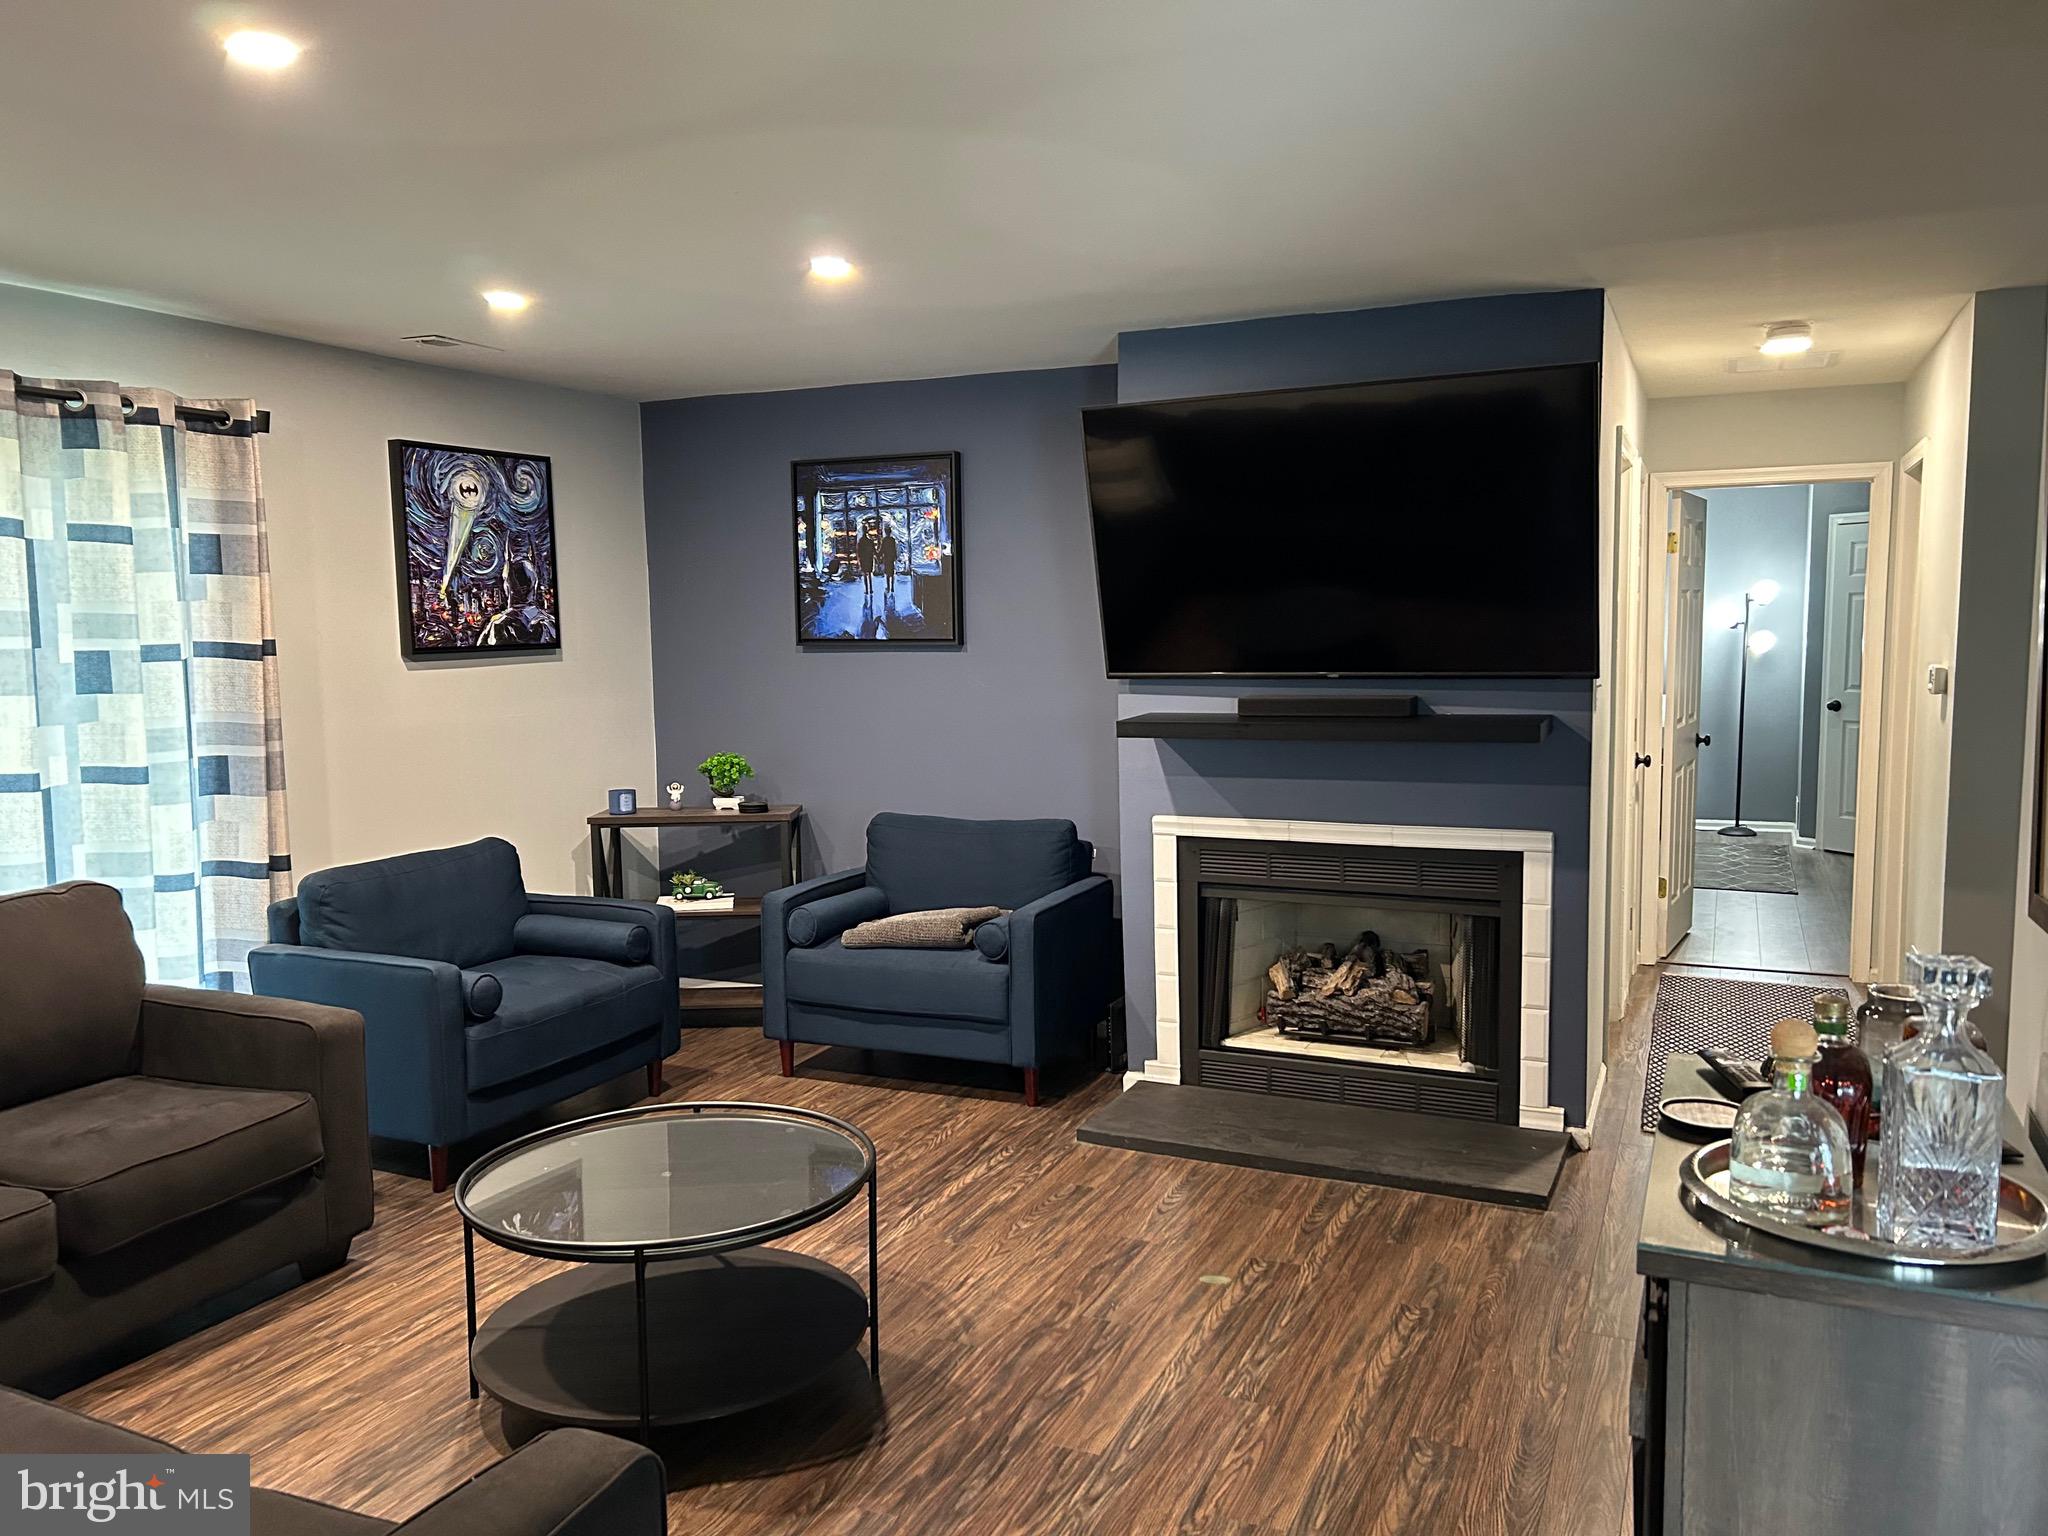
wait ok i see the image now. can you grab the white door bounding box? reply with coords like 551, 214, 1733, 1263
1616, 447, 1645, 1014
1660, 491, 1709, 952
1818, 513, 1869, 855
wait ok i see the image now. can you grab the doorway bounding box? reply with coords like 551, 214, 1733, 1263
1636, 462, 1897, 981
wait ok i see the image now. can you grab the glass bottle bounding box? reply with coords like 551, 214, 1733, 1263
1727, 1016, 1854, 1227
1854, 983, 1921, 1139
1811, 995, 1873, 1183
1874, 951, 2003, 1254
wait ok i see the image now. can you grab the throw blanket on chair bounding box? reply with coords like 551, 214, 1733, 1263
843, 906, 1004, 949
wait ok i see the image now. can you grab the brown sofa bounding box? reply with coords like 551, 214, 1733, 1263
0, 1385, 667, 1535
0, 881, 374, 1387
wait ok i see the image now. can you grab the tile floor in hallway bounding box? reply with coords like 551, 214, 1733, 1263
1668, 836, 1852, 974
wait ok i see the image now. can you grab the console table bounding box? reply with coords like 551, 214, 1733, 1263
1634, 1057, 2048, 1533
587, 804, 803, 1014
587, 804, 803, 899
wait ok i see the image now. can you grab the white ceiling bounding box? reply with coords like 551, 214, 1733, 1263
2, 1, 2044, 400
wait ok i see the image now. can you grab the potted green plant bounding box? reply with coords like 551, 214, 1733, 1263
698, 751, 754, 813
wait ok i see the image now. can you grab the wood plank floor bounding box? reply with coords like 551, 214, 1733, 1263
58, 986, 1681, 1535
1671, 837, 1851, 974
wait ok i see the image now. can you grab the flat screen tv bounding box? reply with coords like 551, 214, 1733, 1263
1082, 361, 1600, 678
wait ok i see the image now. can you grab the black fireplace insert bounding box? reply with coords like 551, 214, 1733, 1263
1177, 837, 1522, 1123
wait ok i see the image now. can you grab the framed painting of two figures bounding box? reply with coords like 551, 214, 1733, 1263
792, 451, 961, 645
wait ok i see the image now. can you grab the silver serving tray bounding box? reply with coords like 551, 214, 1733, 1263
1679, 1140, 2048, 1270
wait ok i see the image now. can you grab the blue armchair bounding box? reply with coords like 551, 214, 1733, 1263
762, 814, 1118, 1104
250, 837, 679, 1190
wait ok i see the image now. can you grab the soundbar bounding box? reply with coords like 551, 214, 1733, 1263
1233, 695, 1420, 719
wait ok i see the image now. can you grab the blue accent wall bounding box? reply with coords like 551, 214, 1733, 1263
1114, 290, 1605, 1122
638, 289, 1607, 1122
641, 366, 1123, 955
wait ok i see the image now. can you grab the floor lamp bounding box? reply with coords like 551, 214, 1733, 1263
1719, 578, 1779, 839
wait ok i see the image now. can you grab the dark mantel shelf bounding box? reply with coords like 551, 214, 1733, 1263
1115, 712, 1553, 744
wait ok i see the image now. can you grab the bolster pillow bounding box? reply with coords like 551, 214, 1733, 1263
788, 887, 889, 947
460, 969, 504, 1020
512, 913, 653, 966
972, 916, 1010, 962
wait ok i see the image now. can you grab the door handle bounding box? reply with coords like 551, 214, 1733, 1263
1826, 699, 1843, 713
1634, 753, 1653, 768
1695, 733, 1712, 747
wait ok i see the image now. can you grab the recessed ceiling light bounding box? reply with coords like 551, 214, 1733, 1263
808, 254, 856, 282
222, 30, 301, 70
480, 289, 532, 314
1758, 321, 1815, 357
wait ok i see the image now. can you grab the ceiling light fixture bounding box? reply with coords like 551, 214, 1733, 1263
222, 30, 302, 70
1758, 321, 1815, 357
808, 254, 856, 282
480, 289, 532, 314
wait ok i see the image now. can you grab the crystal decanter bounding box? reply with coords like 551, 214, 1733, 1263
1874, 951, 2003, 1254
1727, 1016, 1854, 1227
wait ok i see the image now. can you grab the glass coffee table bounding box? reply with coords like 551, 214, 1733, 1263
455, 1101, 877, 1441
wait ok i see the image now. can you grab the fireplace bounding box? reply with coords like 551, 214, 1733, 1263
1179, 836, 1520, 1122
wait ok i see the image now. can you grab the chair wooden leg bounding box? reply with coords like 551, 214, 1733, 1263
428, 1145, 450, 1194
779, 1039, 795, 1077
1024, 1068, 1040, 1107
647, 1060, 664, 1096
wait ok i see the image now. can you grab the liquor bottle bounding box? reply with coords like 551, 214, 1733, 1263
1811, 995, 1873, 1182
1853, 983, 1921, 1139
1875, 951, 2003, 1254
1727, 1016, 1854, 1227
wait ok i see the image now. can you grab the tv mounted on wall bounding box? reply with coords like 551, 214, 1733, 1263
1082, 362, 1600, 678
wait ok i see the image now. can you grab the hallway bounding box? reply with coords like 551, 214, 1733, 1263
1667, 839, 1852, 974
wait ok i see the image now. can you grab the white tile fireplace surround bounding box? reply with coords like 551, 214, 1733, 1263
1134, 815, 1564, 1132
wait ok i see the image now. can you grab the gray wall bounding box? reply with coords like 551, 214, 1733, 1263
1696, 481, 1869, 838
1698, 485, 1812, 827
1944, 285, 2048, 1061
639, 365, 1120, 974
0, 283, 655, 894
1112, 290, 1605, 1122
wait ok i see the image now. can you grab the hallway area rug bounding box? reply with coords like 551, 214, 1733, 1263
1639, 973, 1852, 1130
1693, 830, 1798, 894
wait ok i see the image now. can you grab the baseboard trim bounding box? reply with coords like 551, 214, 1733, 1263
1123, 1060, 1181, 1090
1694, 818, 1797, 835
1571, 1061, 1608, 1149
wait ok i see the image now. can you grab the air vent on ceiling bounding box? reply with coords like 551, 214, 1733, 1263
402, 333, 501, 352
1776, 348, 1841, 371
1727, 350, 1839, 375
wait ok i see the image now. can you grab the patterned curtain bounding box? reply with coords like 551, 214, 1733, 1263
0, 372, 290, 988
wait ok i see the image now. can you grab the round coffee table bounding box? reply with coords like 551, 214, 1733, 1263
455, 1101, 877, 1440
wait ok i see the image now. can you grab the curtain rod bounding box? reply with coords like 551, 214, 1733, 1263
10, 381, 271, 435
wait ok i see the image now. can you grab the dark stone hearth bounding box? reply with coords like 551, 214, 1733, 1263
1077, 1083, 1568, 1209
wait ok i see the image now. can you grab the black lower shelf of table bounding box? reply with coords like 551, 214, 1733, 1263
470, 1250, 869, 1430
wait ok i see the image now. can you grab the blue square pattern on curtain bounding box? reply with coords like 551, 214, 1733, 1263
0, 373, 291, 988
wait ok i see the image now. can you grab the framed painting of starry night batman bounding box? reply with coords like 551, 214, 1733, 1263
389, 439, 560, 658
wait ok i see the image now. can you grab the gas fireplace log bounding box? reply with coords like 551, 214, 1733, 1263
1262, 937, 1436, 1047
1319, 956, 1371, 997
